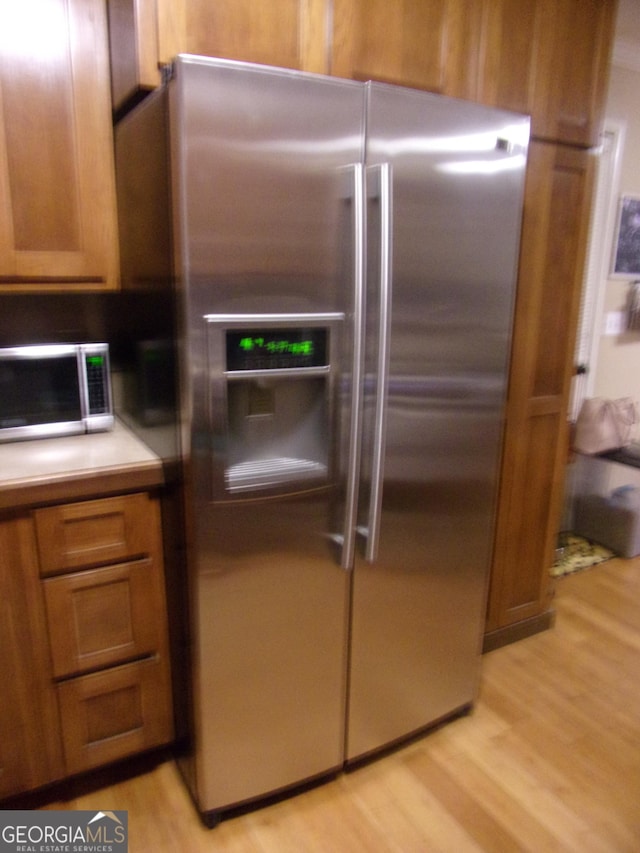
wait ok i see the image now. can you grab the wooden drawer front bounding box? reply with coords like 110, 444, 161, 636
35, 493, 152, 576
57, 658, 173, 775
44, 559, 160, 678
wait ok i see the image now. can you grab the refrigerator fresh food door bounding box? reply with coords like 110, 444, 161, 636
171, 57, 366, 815
347, 82, 529, 762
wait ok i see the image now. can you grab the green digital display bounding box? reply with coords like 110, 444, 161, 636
86, 355, 105, 366
227, 328, 327, 370
238, 336, 314, 356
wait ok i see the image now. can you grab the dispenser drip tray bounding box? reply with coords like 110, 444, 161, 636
225, 457, 328, 493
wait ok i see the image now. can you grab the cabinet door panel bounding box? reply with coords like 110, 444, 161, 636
331, 0, 481, 98
108, 0, 162, 108
109, 0, 329, 111
479, 0, 616, 147
44, 558, 161, 678
0, 515, 62, 798
0, 0, 118, 290
187, 0, 297, 69
479, 0, 539, 117
486, 142, 596, 636
535, 0, 615, 147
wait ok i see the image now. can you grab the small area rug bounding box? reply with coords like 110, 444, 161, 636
551, 532, 614, 578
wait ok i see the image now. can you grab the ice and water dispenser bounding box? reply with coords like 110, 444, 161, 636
205, 314, 344, 501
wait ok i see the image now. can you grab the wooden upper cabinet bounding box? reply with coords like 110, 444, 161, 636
330, 0, 482, 100
479, 0, 617, 147
109, 1, 616, 147
109, 0, 330, 112
109, 0, 164, 107
477, 0, 539, 117
0, 0, 119, 291
184, 0, 328, 73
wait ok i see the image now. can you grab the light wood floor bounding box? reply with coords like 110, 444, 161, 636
42, 557, 640, 851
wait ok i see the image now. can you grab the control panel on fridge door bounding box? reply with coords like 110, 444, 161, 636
226, 328, 328, 371
205, 314, 343, 501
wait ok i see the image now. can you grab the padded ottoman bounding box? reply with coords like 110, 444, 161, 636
573, 492, 640, 558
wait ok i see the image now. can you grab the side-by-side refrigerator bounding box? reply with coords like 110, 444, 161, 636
116, 55, 529, 825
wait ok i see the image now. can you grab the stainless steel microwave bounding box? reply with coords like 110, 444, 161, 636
0, 343, 114, 442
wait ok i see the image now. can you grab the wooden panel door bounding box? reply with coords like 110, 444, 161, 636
485, 141, 596, 647
0, 515, 62, 798
0, 0, 119, 291
331, 0, 482, 99
479, 0, 617, 147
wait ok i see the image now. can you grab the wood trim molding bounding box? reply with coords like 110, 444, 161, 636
482, 608, 555, 653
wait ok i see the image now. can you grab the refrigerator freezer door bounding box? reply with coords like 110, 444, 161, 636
347, 83, 529, 761
171, 57, 366, 814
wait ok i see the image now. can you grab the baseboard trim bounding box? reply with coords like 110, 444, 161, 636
482, 609, 556, 653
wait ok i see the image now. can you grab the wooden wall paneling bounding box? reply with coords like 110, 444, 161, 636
486, 141, 596, 644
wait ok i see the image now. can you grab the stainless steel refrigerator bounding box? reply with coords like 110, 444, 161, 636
116, 54, 529, 825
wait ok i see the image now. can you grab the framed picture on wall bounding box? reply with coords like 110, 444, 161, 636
611, 194, 640, 278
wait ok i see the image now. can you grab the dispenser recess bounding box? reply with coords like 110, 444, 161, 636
205, 313, 344, 501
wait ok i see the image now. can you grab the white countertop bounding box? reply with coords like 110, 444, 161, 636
0, 419, 164, 508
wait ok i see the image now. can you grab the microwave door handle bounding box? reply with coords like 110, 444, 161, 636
339, 161, 366, 570
364, 162, 392, 563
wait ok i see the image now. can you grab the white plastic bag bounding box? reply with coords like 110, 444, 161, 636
573, 397, 638, 455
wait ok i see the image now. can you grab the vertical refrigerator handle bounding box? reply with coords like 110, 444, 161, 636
365, 162, 392, 563
340, 162, 366, 569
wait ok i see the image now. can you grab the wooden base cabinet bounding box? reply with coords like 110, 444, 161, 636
0, 515, 63, 799
484, 141, 596, 650
36, 492, 174, 778
0, 492, 173, 800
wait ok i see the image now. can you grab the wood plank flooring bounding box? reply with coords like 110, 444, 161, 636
40, 557, 640, 851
